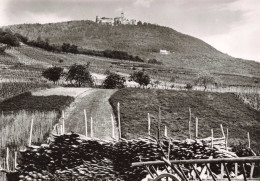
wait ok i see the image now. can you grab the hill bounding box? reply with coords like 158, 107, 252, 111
109, 88, 260, 151
3, 20, 260, 77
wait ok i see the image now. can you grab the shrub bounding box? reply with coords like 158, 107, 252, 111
130, 71, 150, 87
185, 83, 193, 90
0, 30, 20, 46
195, 72, 216, 91
103, 73, 126, 89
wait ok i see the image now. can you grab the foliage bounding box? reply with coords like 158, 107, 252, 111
42, 66, 63, 84
14, 33, 28, 43
0, 44, 7, 53
0, 29, 20, 46
103, 72, 126, 89
148, 58, 162, 65
61, 43, 78, 53
130, 71, 150, 87
66, 63, 94, 87
185, 83, 193, 90
195, 72, 217, 90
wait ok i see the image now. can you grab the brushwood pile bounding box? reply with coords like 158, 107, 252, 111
10, 132, 238, 181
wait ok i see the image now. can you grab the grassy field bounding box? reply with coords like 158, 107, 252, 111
109, 88, 260, 151
0, 91, 75, 172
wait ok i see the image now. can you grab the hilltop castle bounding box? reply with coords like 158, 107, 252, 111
96, 12, 137, 26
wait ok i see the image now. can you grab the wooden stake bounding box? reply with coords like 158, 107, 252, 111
14, 151, 17, 169
111, 114, 115, 138
29, 119, 34, 146
164, 125, 167, 137
248, 132, 251, 148
148, 113, 151, 135
189, 107, 191, 139
117, 102, 121, 139
220, 124, 225, 138
158, 106, 161, 140
195, 117, 198, 139
6, 147, 9, 171
84, 109, 87, 137
226, 128, 228, 150
62, 111, 65, 134
235, 163, 238, 178
211, 129, 214, 148
91, 117, 93, 138
60, 125, 63, 135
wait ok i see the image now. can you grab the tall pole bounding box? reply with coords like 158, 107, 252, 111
189, 107, 191, 139
62, 111, 65, 134
195, 117, 198, 139
118, 102, 121, 139
164, 125, 167, 137
6, 147, 9, 171
226, 128, 229, 150
148, 113, 151, 135
91, 117, 93, 138
84, 109, 88, 137
29, 119, 34, 146
158, 106, 161, 140
111, 114, 115, 138
248, 132, 251, 148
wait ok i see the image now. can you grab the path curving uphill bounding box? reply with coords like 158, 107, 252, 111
32, 87, 118, 140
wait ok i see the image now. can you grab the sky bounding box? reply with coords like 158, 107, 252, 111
0, 0, 260, 62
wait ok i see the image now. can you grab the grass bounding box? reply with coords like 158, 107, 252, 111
0, 110, 58, 171
0, 82, 52, 101
0, 92, 74, 112
109, 88, 260, 152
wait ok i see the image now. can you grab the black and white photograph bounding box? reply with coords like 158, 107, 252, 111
0, 0, 259, 180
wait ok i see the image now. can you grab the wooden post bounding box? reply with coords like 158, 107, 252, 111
158, 106, 161, 140
221, 163, 224, 179
62, 111, 65, 134
29, 119, 34, 146
164, 126, 167, 137
220, 124, 225, 138
226, 128, 228, 150
84, 109, 87, 137
211, 129, 214, 148
235, 163, 238, 178
6, 147, 9, 171
14, 151, 17, 170
148, 113, 151, 135
250, 163, 255, 178
248, 132, 251, 148
60, 125, 63, 135
111, 114, 115, 138
117, 102, 121, 139
189, 107, 191, 139
91, 117, 93, 138
195, 117, 198, 139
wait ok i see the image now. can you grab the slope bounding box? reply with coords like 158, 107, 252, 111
109, 88, 260, 151
4, 20, 260, 77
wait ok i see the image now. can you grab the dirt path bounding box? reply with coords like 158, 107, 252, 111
63, 89, 118, 140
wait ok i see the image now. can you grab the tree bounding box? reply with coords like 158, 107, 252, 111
130, 71, 150, 88
0, 31, 20, 46
42, 66, 63, 84
66, 64, 93, 87
195, 72, 216, 91
137, 21, 143, 26
103, 72, 126, 89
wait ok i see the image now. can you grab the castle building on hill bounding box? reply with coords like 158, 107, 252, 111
96, 12, 136, 26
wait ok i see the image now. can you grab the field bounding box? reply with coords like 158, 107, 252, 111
109, 88, 260, 152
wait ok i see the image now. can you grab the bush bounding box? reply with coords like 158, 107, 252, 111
103, 73, 126, 89
130, 71, 150, 87
148, 59, 162, 65
42, 66, 63, 84
185, 83, 193, 90
0, 30, 20, 46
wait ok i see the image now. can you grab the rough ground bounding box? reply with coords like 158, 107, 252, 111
33, 87, 118, 140
109, 88, 260, 152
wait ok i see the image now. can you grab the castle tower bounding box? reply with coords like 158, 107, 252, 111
121, 12, 124, 19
